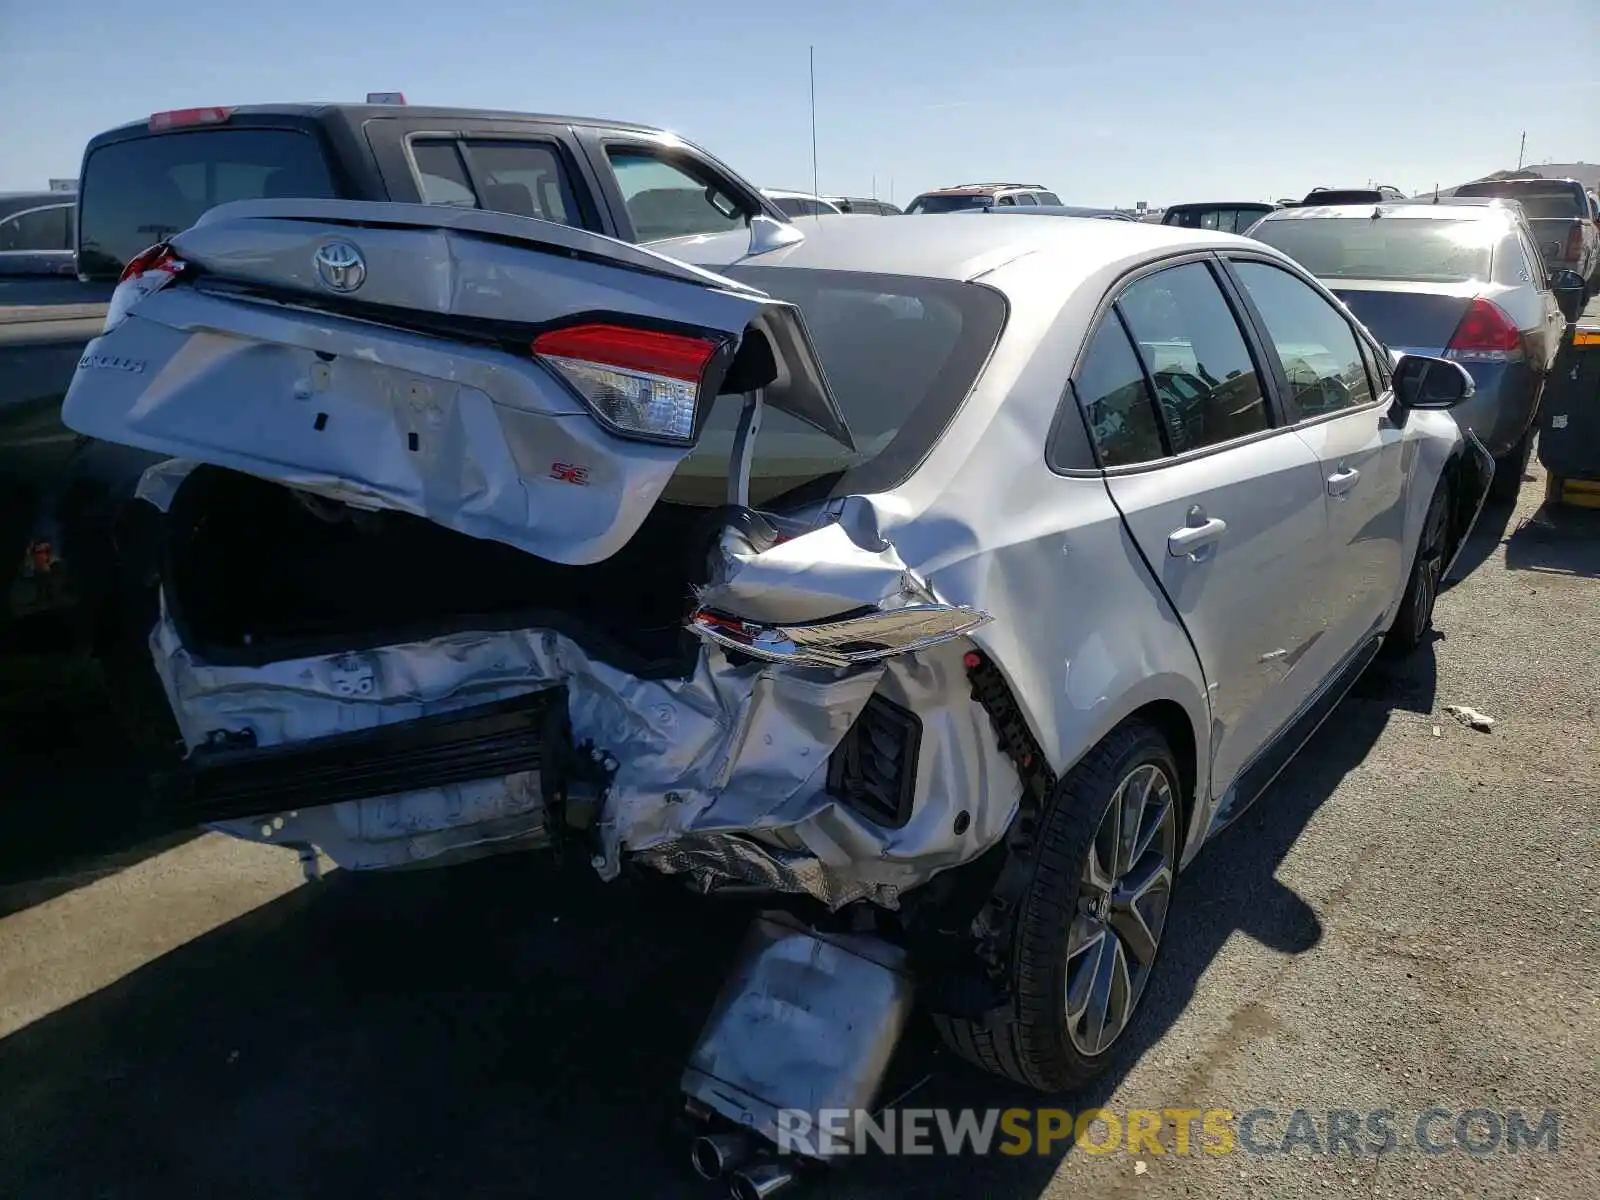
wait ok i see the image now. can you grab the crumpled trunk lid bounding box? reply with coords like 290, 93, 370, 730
60, 199, 852, 565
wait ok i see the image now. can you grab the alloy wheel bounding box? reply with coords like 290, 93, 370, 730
1063, 762, 1178, 1056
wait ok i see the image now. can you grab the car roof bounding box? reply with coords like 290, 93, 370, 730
1166, 201, 1278, 210
90, 103, 669, 141
659, 211, 1262, 283
1257, 202, 1514, 224
762, 188, 834, 202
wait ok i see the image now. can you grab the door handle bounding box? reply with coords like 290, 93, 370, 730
1327, 466, 1361, 496
1168, 514, 1228, 558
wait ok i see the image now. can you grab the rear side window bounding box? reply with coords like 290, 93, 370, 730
462, 141, 576, 224
1016, 194, 1037, 206
0, 204, 72, 251
1116, 261, 1272, 453
1232, 260, 1375, 419
78, 128, 336, 278
411, 142, 479, 208
1073, 313, 1167, 466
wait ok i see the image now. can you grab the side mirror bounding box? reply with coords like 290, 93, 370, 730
1393, 354, 1475, 411
1549, 268, 1586, 323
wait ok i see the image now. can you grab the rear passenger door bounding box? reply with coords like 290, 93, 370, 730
1225, 255, 1408, 666
1081, 256, 1332, 797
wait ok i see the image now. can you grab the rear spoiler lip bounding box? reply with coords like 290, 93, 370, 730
189, 198, 770, 296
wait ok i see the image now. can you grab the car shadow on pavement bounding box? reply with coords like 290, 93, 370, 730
0, 663, 1417, 1200
1503, 502, 1600, 579
1442, 494, 1518, 587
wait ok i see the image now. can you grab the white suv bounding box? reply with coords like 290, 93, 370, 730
905, 182, 1062, 213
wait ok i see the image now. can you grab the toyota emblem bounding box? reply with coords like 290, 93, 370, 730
314, 240, 367, 293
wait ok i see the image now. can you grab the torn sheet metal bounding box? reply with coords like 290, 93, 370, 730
151, 591, 1021, 909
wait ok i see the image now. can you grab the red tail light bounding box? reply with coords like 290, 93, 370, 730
1445, 297, 1520, 361
1564, 223, 1584, 263
103, 244, 186, 333
148, 107, 233, 131
531, 323, 722, 443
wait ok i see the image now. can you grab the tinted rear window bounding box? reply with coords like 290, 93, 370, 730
906, 194, 991, 214
660, 268, 1007, 506
1251, 216, 1496, 283
79, 128, 337, 278
1452, 182, 1583, 219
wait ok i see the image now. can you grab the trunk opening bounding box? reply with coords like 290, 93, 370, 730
161, 466, 718, 676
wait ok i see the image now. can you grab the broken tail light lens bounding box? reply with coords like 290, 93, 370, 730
103, 244, 187, 334
531, 323, 723, 444
689, 603, 993, 668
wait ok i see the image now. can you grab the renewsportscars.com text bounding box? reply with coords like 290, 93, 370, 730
774, 1106, 1562, 1158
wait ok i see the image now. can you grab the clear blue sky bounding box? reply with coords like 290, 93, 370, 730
1, 0, 1595, 204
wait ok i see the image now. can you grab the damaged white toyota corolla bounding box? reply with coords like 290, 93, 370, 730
63, 200, 1491, 1191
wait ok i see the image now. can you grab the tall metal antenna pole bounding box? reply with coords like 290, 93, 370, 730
1517, 130, 1526, 169
809, 46, 819, 199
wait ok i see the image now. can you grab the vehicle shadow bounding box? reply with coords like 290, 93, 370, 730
0, 661, 1417, 1200
1503, 502, 1600, 579
1442, 493, 1517, 587
0, 658, 191, 912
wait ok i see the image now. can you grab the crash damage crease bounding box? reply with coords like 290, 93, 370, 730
142, 463, 1023, 910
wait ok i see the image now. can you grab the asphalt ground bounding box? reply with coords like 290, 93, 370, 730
0, 454, 1595, 1199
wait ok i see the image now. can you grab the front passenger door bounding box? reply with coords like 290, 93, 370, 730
1088, 258, 1331, 798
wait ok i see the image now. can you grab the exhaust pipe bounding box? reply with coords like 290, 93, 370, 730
690, 1131, 752, 1180
728, 1160, 797, 1200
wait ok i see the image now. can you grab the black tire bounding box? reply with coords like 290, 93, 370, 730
1384, 477, 1452, 657
934, 720, 1181, 1092
1489, 430, 1531, 503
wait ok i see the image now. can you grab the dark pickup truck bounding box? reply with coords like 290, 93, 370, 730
1, 101, 794, 762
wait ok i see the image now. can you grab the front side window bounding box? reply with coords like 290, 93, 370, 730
1232, 260, 1375, 420
605, 148, 746, 241
1116, 261, 1272, 453
1073, 312, 1167, 466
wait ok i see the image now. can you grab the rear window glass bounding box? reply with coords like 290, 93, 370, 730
660, 268, 1007, 506
906, 194, 991, 214
78, 128, 336, 278
1452, 182, 1582, 219
1250, 217, 1495, 283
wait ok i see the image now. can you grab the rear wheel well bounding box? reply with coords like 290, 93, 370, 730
1124, 699, 1198, 848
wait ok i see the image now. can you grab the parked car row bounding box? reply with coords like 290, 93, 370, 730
0, 94, 1577, 1196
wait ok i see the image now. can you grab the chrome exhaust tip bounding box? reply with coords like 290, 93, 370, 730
728, 1159, 797, 1200
690, 1131, 751, 1180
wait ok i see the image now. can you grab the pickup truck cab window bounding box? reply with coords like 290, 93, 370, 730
410, 142, 478, 207
604, 148, 746, 241
460, 140, 577, 224
1230, 260, 1375, 419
